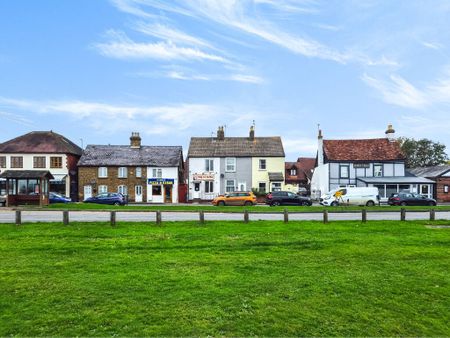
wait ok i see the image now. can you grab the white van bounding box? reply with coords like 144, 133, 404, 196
320, 187, 380, 207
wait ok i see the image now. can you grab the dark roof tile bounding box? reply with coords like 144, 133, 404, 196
323, 138, 404, 161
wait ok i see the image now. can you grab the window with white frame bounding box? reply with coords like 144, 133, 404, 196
98, 185, 108, 193
98, 167, 108, 178
374, 164, 383, 177
152, 168, 162, 178
118, 167, 128, 178
258, 182, 267, 193
118, 185, 128, 195
135, 167, 142, 178
205, 181, 214, 193
339, 165, 350, 178
271, 182, 282, 192
205, 159, 214, 172
290, 169, 297, 176
226, 179, 235, 193
444, 185, 449, 193
225, 157, 236, 172
259, 159, 266, 170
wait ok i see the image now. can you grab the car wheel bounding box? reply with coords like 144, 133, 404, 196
366, 200, 375, 207
244, 201, 252, 206
218, 201, 225, 206
400, 201, 407, 206
330, 201, 338, 207
428, 201, 436, 206
114, 202, 120, 206
271, 201, 281, 207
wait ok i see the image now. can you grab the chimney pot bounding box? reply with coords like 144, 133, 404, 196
130, 132, 142, 148
249, 125, 255, 140
217, 126, 225, 141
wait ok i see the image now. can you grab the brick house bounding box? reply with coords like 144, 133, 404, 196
409, 165, 450, 202
77, 133, 184, 203
284, 157, 315, 194
310, 125, 435, 201
0, 131, 82, 201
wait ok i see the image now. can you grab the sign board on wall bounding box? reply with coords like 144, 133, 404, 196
193, 173, 215, 181
148, 178, 174, 185
353, 163, 370, 169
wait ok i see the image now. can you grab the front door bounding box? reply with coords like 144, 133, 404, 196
135, 185, 143, 203
83, 185, 92, 200
164, 185, 173, 203
238, 182, 246, 191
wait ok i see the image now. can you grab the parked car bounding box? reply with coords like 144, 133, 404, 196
212, 191, 257, 206
0, 194, 5, 207
49, 192, 72, 204
320, 187, 379, 207
266, 191, 312, 206
84, 193, 126, 206
388, 192, 436, 206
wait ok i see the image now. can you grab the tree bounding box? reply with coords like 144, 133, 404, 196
398, 137, 449, 168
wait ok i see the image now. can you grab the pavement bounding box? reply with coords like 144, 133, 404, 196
0, 210, 449, 223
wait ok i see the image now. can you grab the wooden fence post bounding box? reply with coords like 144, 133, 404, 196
362, 209, 367, 223
400, 208, 406, 221
244, 210, 249, 223
199, 211, 205, 224
63, 210, 69, 225
430, 209, 435, 221
283, 209, 289, 223
110, 211, 116, 226
15, 210, 21, 226
323, 209, 328, 224
156, 211, 162, 226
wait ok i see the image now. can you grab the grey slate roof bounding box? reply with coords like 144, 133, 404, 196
0, 170, 54, 179
188, 137, 285, 158
78, 145, 183, 167
409, 165, 450, 178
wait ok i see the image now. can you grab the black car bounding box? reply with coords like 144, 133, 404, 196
388, 192, 436, 206
266, 191, 312, 206
84, 193, 126, 206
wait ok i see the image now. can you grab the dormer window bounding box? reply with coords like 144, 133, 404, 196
290, 169, 297, 176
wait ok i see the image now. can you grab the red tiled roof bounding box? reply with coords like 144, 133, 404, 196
285, 157, 315, 181
0, 131, 82, 155
323, 138, 404, 161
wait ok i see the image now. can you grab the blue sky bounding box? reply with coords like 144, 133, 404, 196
0, 0, 449, 161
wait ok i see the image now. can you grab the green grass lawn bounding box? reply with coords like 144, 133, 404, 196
45, 202, 450, 213
1, 220, 449, 336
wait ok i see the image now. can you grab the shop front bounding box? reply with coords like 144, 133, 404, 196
147, 178, 175, 203
191, 173, 215, 201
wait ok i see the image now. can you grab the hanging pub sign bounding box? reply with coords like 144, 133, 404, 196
353, 163, 370, 168
148, 178, 174, 185
193, 173, 215, 181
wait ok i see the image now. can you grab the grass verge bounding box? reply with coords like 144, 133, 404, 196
0, 220, 449, 336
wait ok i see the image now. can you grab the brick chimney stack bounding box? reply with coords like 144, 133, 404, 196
130, 132, 141, 149
249, 125, 255, 140
217, 126, 225, 141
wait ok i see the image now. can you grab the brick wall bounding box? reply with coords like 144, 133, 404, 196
436, 177, 450, 203
78, 166, 148, 202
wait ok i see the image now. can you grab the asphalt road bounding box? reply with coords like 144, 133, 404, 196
0, 210, 449, 223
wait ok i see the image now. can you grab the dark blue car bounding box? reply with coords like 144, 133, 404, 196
84, 193, 126, 206
49, 192, 72, 204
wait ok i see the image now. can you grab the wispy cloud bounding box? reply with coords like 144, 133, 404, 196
95, 30, 229, 63
421, 41, 444, 50
0, 97, 230, 135
0, 111, 35, 127
362, 65, 450, 109
361, 73, 427, 109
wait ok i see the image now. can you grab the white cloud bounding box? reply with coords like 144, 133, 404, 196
282, 137, 318, 155
0, 97, 229, 135
361, 73, 428, 109
362, 66, 450, 109
0, 111, 35, 127
95, 30, 229, 63
421, 41, 444, 50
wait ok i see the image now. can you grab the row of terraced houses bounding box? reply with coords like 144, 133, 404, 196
0, 124, 449, 206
